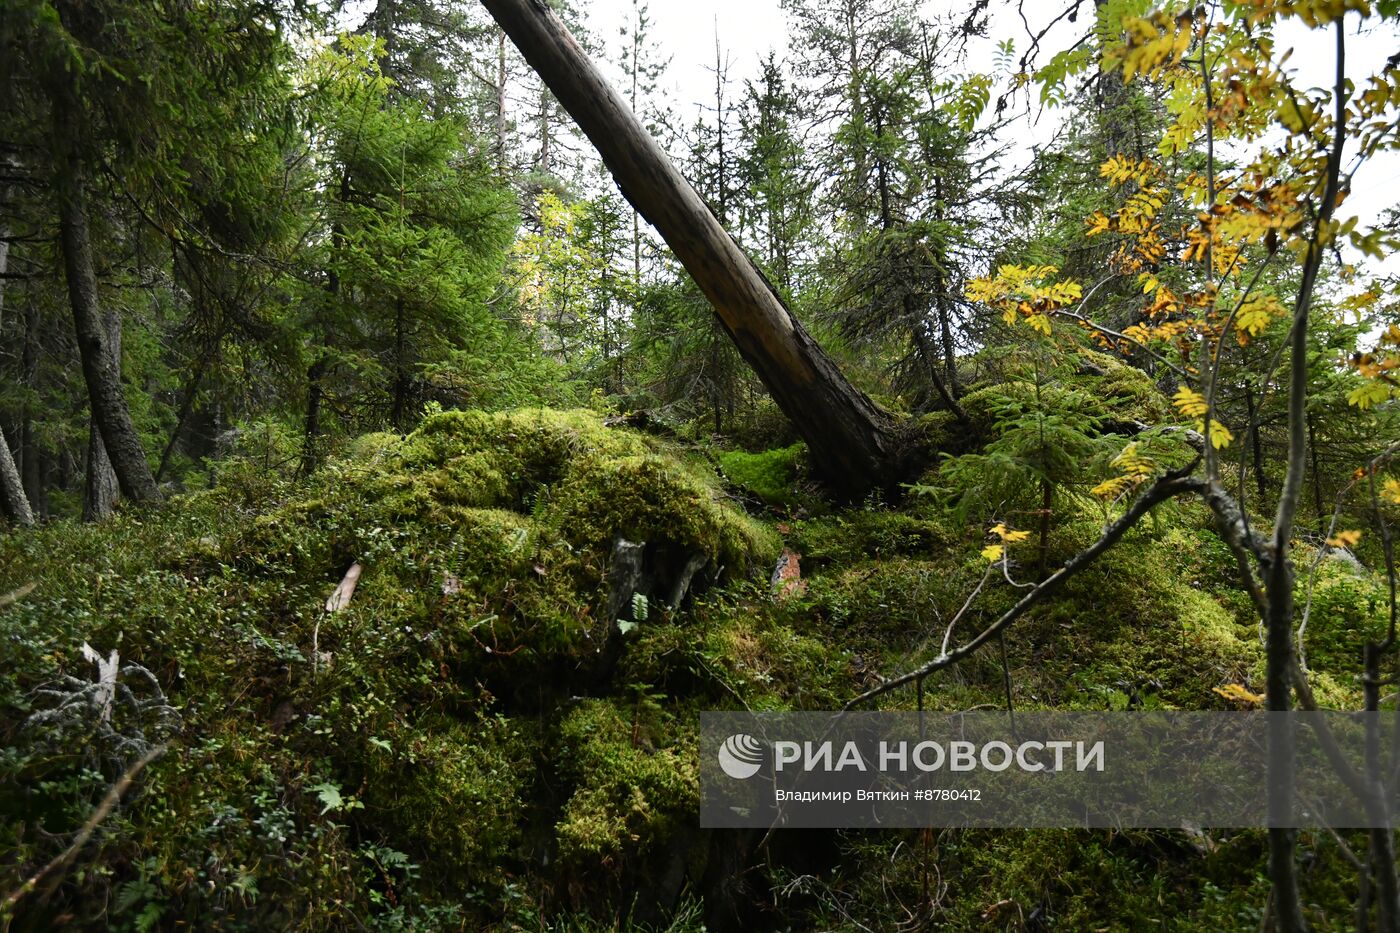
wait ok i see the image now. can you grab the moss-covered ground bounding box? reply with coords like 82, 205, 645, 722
0, 403, 1388, 930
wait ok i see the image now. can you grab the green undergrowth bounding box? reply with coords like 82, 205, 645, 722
715, 442, 806, 507
0, 404, 1389, 930
0, 409, 776, 930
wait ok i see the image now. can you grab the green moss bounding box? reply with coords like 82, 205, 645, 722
362, 714, 537, 889
716, 442, 805, 506
545, 453, 778, 577
553, 699, 698, 870
792, 510, 956, 568
0, 400, 1387, 931
0, 407, 782, 930
1297, 559, 1389, 678
912, 409, 962, 456
1074, 346, 1172, 424
1017, 513, 1258, 709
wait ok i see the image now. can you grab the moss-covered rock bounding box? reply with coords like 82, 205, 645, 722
0, 407, 781, 931
1073, 346, 1173, 424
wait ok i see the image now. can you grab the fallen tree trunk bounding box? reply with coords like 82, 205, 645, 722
478, 0, 907, 499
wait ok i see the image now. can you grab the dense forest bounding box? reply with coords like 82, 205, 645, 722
3, 0, 1400, 928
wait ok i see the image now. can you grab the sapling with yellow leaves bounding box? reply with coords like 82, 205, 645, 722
942, 3, 1400, 928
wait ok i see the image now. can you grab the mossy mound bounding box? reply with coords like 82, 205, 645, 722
959, 346, 1173, 436
1073, 346, 1173, 424
0, 408, 778, 931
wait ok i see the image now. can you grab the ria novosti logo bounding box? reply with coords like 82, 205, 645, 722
715, 733, 1107, 780
718, 733, 764, 779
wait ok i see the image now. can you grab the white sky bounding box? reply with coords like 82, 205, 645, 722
589, 0, 790, 114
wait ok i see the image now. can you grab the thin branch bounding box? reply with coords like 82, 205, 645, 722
2, 745, 165, 912
846, 467, 1202, 710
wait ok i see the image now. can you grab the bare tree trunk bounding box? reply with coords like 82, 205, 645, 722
0, 181, 34, 526
20, 298, 42, 515
301, 353, 328, 475
303, 170, 349, 474
911, 316, 968, 424
391, 298, 408, 430
1263, 26, 1347, 931
0, 429, 32, 527
496, 30, 509, 175
155, 340, 216, 484
82, 307, 120, 521
1307, 412, 1325, 536
845, 1, 866, 233
1246, 382, 1265, 500
83, 426, 118, 521
931, 177, 960, 397
51, 86, 159, 505
480, 0, 907, 497
537, 86, 552, 178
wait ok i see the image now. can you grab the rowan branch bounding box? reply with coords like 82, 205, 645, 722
846, 466, 1202, 710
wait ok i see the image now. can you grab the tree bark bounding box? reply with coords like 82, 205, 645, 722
391, 298, 408, 430
1246, 382, 1265, 500
155, 343, 214, 484
1307, 412, 1325, 537
82, 307, 120, 521
20, 298, 42, 515
0, 180, 34, 526
931, 178, 961, 397
0, 428, 32, 527
82, 420, 118, 521
51, 85, 159, 505
301, 353, 328, 475
496, 29, 509, 175
480, 0, 906, 498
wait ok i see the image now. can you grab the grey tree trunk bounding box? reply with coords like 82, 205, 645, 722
497, 30, 509, 175
82, 308, 121, 521
20, 300, 45, 517
0, 430, 32, 527
0, 174, 34, 527
52, 86, 160, 505
479, 0, 906, 498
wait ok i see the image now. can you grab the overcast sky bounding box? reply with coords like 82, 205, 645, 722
588, 0, 790, 113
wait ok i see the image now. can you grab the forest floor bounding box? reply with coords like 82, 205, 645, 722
0, 386, 1388, 930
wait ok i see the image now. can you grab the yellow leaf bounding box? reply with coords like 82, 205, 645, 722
1348, 381, 1393, 409
1200, 420, 1234, 450
1277, 95, 1312, 133
1173, 387, 1209, 417
1383, 477, 1400, 505
981, 544, 1005, 562
1235, 295, 1284, 340
1213, 683, 1264, 707
1327, 529, 1363, 548
1027, 312, 1053, 335
1092, 476, 1130, 499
